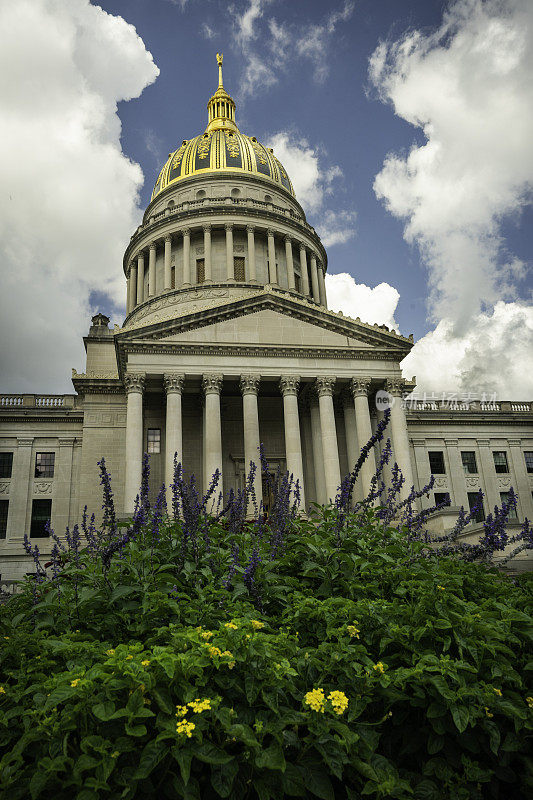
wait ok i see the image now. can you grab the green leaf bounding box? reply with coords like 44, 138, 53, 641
110, 585, 136, 603
194, 743, 233, 765
29, 769, 49, 800
44, 685, 76, 710
124, 722, 147, 737
415, 779, 441, 799
304, 766, 335, 800
92, 701, 115, 721
152, 688, 175, 715
255, 741, 285, 772
451, 705, 469, 733
134, 740, 168, 779
211, 761, 239, 798
172, 747, 193, 785
282, 764, 306, 797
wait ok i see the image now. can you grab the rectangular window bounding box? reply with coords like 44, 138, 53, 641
171, 266, 175, 289
428, 451, 446, 474
493, 451, 509, 473
434, 492, 450, 507
524, 451, 533, 474
147, 428, 161, 454
294, 274, 301, 292
196, 258, 205, 284
0, 500, 8, 539
30, 499, 52, 538
234, 256, 245, 281
0, 452, 13, 479
500, 492, 518, 519
461, 451, 478, 474
467, 492, 485, 523
35, 452, 55, 478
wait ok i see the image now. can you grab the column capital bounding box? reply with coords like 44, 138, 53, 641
129, 260, 135, 271
477, 439, 491, 447
350, 377, 371, 397
137, 251, 145, 262
16, 437, 34, 447
202, 374, 223, 395
279, 375, 300, 396
124, 373, 145, 394
224, 223, 233, 232
385, 378, 407, 397
164, 374, 184, 394
203, 224, 212, 233
284, 235, 292, 244
299, 241, 306, 251
411, 438, 426, 447
58, 437, 76, 447
164, 234, 172, 243
508, 439, 522, 447
149, 242, 157, 251
315, 376, 336, 397
182, 227, 191, 237
444, 438, 459, 447
267, 228, 274, 237
240, 374, 260, 395
310, 252, 317, 264
246, 224, 255, 234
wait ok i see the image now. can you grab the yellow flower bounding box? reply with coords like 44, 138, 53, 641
111, 751, 119, 759
207, 646, 222, 658
493, 688, 502, 696
347, 625, 360, 639
126, 655, 133, 661
304, 688, 326, 713
4, 636, 9, 640
484, 707, 494, 718
0, 687, 5, 694
105, 649, 115, 656
437, 585, 445, 591
141, 660, 150, 667
70, 679, 81, 687
228, 661, 236, 669
327, 690, 349, 715
251, 620, 264, 630
188, 698, 212, 713
526, 697, 533, 709
176, 719, 195, 738
373, 662, 386, 674
200, 631, 214, 640
225, 622, 238, 630
175, 705, 188, 717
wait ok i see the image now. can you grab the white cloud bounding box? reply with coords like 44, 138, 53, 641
201, 23, 216, 40
370, 0, 533, 397
317, 209, 358, 248
296, 1, 355, 83
325, 274, 400, 331
0, 0, 159, 393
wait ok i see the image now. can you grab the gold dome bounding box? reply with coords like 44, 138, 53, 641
151, 54, 295, 201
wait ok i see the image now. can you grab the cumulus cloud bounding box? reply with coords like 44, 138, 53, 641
317, 209, 358, 248
0, 0, 159, 392
326, 274, 400, 331
370, 0, 533, 397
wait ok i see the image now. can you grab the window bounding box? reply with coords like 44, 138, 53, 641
467, 492, 485, 523
500, 492, 518, 520
234, 256, 245, 281
493, 451, 509, 473
461, 451, 477, 474
294, 274, 301, 293
0, 452, 13, 479
196, 258, 205, 284
30, 499, 52, 538
147, 429, 161, 454
0, 500, 8, 539
434, 492, 450, 507
428, 451, 446, 474
35, 452, 55, 478
524, 451, 533, 474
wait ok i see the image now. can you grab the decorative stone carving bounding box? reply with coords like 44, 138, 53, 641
124, 373, 145, 394
315, 376, 336, 397
444, 439, 458, 447
0, 482, 9, 494
435, 477, 448, 488
239, 375, 260, 395
202, 374, 223, 395
149, 242, 156, 252
466, 477, 480, 487
411, 439, 426, 447
16, 438, 34, 447
350, 377, 371, 398
34, 481, 53, 494
164, 234, 172, 243
508, 439, 521, 447
182, 228, 191, 236
203, 224, 212, 233
224, 223, 233, 232
385, 378, 407, 397
284, 235, 292, 244
234, 245, 245, 252
246, 224, 255, 233
498, 477, 511, 488
58, 438, 76, 447
164, 374, 185, 394
279, 376, 300, 396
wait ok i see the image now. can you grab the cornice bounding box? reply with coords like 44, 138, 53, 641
71, 373, 124, 396
0, 414, 84, 424
406, 413, 533, 426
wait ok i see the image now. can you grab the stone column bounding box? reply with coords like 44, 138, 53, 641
299, 245, 310, 296
136, 252, 145, 304
318, 264, 327, 308
126, 268, 132, 315
247, 225, 256, 282
508, 440, 533, 520
342, 391, 361, 499
164, 374, 184, 508
309, 398, 326, 506
54, 437, 75, 536
240, 375, 262, 509
129, 262, 138, 310
8, 437, 34, 541
445, 438, 469, 509
267, 229, 277, 284
412, 438, 431, 509
310, 254, 320, 303
280, 376, 306, 509
285, 236, 295, 290
148, 242, 156, 297
164, 235, 172, 290
225, 224, 234, 281
316, 377, 341, 502
351, 378, 376, 497
385, 379, 414, 500
477, 440, 501, 515
203, 225, 212, 282
124, 373, 145, 514
202, 374, 223, 498
182, 229, 191, 286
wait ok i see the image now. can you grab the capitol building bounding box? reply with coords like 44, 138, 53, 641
1, 57, 532, 580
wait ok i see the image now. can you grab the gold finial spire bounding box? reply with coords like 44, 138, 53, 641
217, 52, 223, 88
206, 53, 238, 133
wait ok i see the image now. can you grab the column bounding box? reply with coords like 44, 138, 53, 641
316, 376, 341, 502
247, 226, 257, 282
412, 438, 431, 510
240, 375, 262, 509
508, 439, 533, 521
136, 252, 145, 304
129, 262, 138, 310
310, 254, 320, 303
310, 398, 326, 505
299, 245, 310, 296
148, 242, 156, 297
285, 236, 295, 290
203, 225, 212, 282
8, 437, 34, 541
53, 437, 75, 536
225, 224, 234, 281
477, 440, 501, 515
267, 229, 277, 284
124, 373, 145, 513
164, 235, 172, 290
342, 392, 362, 501
164, 374, 184, 507
280, 376, 306, 509
202, 374, 223, 498
182, 229, 191, 285
318, 264, 327, 308
351, 378, 376, 497
445, 438, 469, 509
126, 268, 132, 315
376, 408, 393, 503
385, 379, 414, 500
